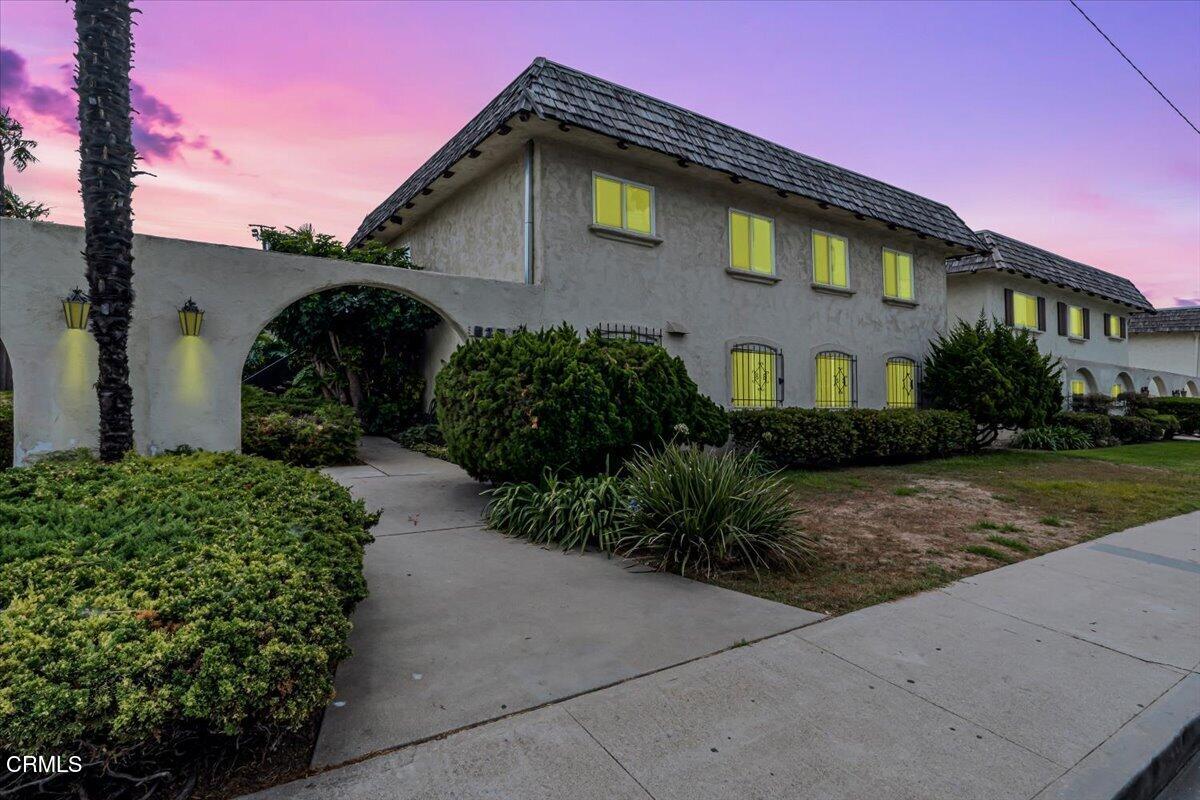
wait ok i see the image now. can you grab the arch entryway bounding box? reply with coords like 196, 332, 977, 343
1111, 371, 1134, 397
1069, 368, 1097, 398
1149, 376, 1168, 397
1187, 380, 1199, 398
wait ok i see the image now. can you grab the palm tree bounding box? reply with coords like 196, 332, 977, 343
1, 108, 49, 219
75, 0, 137, 460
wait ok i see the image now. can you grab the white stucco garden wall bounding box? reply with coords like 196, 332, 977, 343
0, 219, 540, 465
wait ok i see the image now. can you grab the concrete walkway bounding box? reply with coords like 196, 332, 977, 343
310, 438, 823, 767
251, 487, 1199, 799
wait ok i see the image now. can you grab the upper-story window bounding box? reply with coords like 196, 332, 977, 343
593, 173, 654, 235
728, 210, 774, 275
1057, 302, 1089, 339
1104, 313, 1126, 339
813, 231, 848, 288
882, 248, 914, 301
1006, 289, 1043, 331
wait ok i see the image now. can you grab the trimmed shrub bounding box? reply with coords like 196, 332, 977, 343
0, 452, 376, 796
1011, 426, 1093, 451
241, 385, 361, 466
1058, 411, 1111, 445
485, 472, 628, 554
1110, 414, 1161, 444
435, 326, 726, 482
620, 444, 814, 578
729, 407, 973, 469
1150, 413, 1180, 440
1149, 397, 1200, 435
0, 391, 11, 470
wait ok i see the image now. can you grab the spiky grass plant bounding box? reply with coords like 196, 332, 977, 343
619, 444, 813, 578
484, 472, 628, 554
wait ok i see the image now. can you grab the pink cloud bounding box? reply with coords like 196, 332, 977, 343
0, 45, 228, 165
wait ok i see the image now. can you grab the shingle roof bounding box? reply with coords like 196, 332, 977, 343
945, 230, 1153, 312
1129, 306, 1200, 333
349, 58, 982, 251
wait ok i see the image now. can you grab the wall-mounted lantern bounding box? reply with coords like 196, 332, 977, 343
178, 298, 204, 337
62, 287, 91, 330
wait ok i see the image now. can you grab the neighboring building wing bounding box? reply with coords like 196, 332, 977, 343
349, 58, 982, 252
947, 230, 1153, 312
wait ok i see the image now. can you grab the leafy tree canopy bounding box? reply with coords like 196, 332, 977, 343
1, 108, 49, 220
246, 225, 441, 435
921, 317, 1063, 446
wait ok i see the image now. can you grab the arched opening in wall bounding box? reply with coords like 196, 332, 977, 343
1069, 368, 1097, 398
1111, 371, 1135, 398
0, 337, 12, 469
1149, 376, 1168, 397
1187, 380, 1199, 398
240, 283, 462, 465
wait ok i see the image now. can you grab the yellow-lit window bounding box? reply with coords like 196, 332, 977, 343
592, 174, 654, 235
883, 249, 914, 300
1107, 315, 1122, 338
1068, 306, 1084, 338
731, 346, 779, 407
886, 357, 917, 408
729, 210, 774, 274
813, 231, 848, 288
1012, 291, 1038, 329
1110, 384, 1122, 398
1070, 379, 1086, 396
815, 351, 855, 408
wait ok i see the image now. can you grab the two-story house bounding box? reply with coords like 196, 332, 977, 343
348, 58, 982, 410
945, 231, 1198, 398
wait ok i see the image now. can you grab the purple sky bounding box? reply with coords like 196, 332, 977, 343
1, 0, 1197, 306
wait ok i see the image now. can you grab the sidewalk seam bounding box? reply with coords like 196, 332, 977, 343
563, 706, 658, 800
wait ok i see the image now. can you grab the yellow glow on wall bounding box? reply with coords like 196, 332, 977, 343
172, 335, 214, 408
55, 328, 97, 404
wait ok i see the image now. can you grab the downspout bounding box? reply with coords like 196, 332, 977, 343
523, 139, 534, 285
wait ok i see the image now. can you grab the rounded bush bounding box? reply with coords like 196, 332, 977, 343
1109, 414, 1160, 444
435, 326, 727, 482
1058, 411, 1111, 445
0, 452, 376, 794
241, 386, 361, 466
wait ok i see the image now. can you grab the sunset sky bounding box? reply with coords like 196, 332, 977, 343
1, 0, 1196, 307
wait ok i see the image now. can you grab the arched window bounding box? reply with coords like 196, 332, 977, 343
815, 351, 856, 408
886, 357, 918, 409
731, 344, 783, 408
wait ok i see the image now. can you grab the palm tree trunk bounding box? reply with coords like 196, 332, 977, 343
75, 0, 137, 461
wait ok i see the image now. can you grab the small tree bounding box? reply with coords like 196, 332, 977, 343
250, 225, 441, 433
922, 317, 1062, 447
1, 108, 49, 220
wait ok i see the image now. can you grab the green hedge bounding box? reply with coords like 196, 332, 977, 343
1058, 411, 1112, 445
729, 407, 974, 468
241, 385, 361, 466
1110, 414, 1161, 444
1148, 397, 1200, 435
0, 452, 376, 793
0, 391, 11, 470
435, 326, 727, 483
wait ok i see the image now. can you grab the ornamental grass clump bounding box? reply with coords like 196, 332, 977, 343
485, 471, 628, 553
0, 451, 376, 798
620, 444, 813, 578
1010, 425, 1093, 451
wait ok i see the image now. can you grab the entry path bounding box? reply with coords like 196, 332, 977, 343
310, 437, 824, 768
252, 474, 1199, 798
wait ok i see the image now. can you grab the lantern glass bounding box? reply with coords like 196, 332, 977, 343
62, 289, 91, 330
178, 308, 204, 337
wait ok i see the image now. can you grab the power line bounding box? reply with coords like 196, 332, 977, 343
1068, 0, 1199, 135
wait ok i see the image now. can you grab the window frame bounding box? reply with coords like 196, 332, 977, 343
1070, 379, 1087, 397
885, 356, 919, 409
727, 208, 776, 276
814, 350, 858, 409
591, 171, 656, 236
1011, 290, 1039, 331
882, 247, 915, 301
812, 229, 850, 289
1067, 304, 1085, 339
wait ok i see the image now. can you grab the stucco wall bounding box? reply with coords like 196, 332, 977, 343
1129, 331, 1200, 379
399, 153, 525, 284
532, 138, 951, 409
0, 219, 539, 465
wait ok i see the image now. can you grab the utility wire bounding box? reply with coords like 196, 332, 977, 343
1068, 0, 1199, 135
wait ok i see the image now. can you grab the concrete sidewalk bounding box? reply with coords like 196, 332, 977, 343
251, 508, 1199, 799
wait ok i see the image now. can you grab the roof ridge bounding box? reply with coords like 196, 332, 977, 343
534, 59, 963, 214
980, 229, 1141, 288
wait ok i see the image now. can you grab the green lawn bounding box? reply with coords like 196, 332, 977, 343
714, 440, 1200, 615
